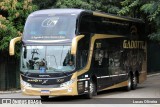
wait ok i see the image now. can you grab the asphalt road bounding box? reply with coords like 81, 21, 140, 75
0, 73, 160, 107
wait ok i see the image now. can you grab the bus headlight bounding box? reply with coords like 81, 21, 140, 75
60, 79, 76, 87
21, 80, 32, 87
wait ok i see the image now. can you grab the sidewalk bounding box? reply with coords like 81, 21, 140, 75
147, 72, 160, 77
0, 90, 21, 94
0, 72, 160, 94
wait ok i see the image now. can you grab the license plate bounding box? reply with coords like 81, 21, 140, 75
41, 90, 50, 94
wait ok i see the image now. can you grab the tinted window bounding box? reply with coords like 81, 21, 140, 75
79, 15, 130, 35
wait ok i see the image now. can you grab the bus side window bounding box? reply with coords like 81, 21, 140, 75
76, 36, 90, 70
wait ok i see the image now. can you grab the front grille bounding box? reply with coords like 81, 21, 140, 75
32, 84, 60, 88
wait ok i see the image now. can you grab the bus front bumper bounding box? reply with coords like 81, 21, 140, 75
21, 85, 78, 96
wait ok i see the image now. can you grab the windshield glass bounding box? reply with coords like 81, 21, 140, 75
21, 46, 75, 73
23, 14, 77, 40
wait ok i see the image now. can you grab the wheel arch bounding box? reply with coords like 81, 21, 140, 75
135, 70, 139, 83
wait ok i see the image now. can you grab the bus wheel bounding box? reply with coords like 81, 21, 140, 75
40, 96, 49, 100
85, 80, 96, 99
131, 74, 138, 90
125, 74, 131, 91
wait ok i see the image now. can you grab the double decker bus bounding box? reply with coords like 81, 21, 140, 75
9, 9, 147, 99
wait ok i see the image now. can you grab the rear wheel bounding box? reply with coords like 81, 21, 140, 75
131, 74, 138, 90
40, 96, 49, 100
84, 80, 97, 99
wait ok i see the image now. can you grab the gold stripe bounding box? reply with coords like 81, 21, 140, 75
9, 36, 22, 55
71, 35, 84, 55
77, 34, 123, 76
93, 12, 131, 21
100, 81, 128, 91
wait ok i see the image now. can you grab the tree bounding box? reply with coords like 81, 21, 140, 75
32, 0, 57, 9
0, 0, 37, 54
33, 0, 122, 14
140, 1, 160, 41
53, 0, 122, 14
118, 0, 160, 41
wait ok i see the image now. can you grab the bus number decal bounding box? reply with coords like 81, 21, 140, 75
96, 43, 101, 49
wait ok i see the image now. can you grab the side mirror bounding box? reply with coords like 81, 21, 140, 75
9, 36, 22, 55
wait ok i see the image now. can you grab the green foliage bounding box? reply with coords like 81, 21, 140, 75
0, 0, 37, 54
140, 1, 160, 21
33, 0, 56, 9
140, 1, 160, 41
118, 0, 160, 41
55, 0, 91, 9
118, 0, 141, 17
54, 0, 121, 14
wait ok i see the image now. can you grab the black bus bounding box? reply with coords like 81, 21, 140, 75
9, 9, 147, 99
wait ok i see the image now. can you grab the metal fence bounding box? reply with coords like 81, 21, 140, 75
147, 42, 160, 73
0, 53, 20, 91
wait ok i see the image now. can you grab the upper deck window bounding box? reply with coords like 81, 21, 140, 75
23, 14, 77, 40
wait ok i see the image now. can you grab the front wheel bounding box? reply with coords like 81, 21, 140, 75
84, 81, 97, 99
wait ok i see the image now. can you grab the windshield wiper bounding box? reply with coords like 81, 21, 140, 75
61, 71, 69, 76
24, 71, 30, 76
54, 70, 69, 76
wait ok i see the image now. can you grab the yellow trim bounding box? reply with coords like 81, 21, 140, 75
71, 35, 85, 55
9, 36, 22, 56
100, 81, 128, 91
93, 12, 131, 21
77, 34, 123, 76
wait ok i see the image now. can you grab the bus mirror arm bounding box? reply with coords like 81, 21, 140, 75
71, 35, 84, 55
9, 36, 22, 56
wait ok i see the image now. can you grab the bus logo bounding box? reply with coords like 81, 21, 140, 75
42, 80, 48, 84
57, 78, 64, 83
96, 43, 101, 49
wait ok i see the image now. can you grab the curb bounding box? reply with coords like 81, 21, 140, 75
0, 73, 160, 94
147, 73, 160, 77
0, 90, 21, 94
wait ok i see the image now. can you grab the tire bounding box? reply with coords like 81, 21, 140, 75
125, 74, 131, 91
40, 96, 49, 100
84, 80, 97, 99
131, 74, 138, 90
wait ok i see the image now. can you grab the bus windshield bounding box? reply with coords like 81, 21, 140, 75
21, 46, 75, 73
23, 14, 77, 40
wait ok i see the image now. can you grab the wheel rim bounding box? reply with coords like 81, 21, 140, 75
128, 76, 131, 88
90, 82, 94, 94
133, 76, 137, 86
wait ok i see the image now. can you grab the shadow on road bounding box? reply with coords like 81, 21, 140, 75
40, 86, 146, 104
41, 95, 92, 104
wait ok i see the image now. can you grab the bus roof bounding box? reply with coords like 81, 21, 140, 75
93, 12, 144, 23
30, 8, 144, 23
30, 9, 85, 16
